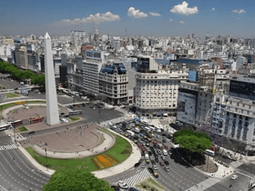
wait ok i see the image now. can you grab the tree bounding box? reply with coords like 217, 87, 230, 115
43, 169, 113, 191
173, 129, 212, 153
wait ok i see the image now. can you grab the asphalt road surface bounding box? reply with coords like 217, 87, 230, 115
206, 172, 251, 191
0, 131, 50, 191
105, 130, 207, 191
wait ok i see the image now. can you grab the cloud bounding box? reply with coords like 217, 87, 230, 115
58, 12, 120, 24
180, 20, 185, 24
169, 18, 173, 22
149, 12, 161, 16
232, 9, 246, 14
128, 7, 148, 18
212, 7, 215, 11
170, 1, 198, 16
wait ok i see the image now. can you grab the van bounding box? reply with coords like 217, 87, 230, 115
145, 154, 149, 160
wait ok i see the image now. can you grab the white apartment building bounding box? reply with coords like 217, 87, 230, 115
211, 75, 255, 153
82, 50, 108, 96
134, 55, 188, 115
70, 30, 86, 48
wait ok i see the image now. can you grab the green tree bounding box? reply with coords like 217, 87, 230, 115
43, 169, 113, 191
173, 129, 212, 153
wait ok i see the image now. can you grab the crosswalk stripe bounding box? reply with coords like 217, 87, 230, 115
0, 144, 17, 151
114, 168, 151, 187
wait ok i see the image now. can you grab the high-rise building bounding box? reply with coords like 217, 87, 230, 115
134, 55, 188, 116
70, 30, 86, 48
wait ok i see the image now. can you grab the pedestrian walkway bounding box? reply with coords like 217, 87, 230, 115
0, 144, 17, 151
113, 168, 151, 187
185, 177, 221, 191
32, 128, 115, 159
0, 185, 8, 191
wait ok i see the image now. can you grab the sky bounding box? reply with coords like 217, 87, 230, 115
0, 0, 255, 38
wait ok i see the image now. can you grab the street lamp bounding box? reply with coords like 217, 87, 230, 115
45, 146, 48, 170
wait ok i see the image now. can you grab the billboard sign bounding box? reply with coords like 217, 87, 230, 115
229, 80, 255, 101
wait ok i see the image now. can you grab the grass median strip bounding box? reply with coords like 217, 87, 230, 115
135, 178, 166, 191
6, 93, 19, 98
25, 129, 132, 171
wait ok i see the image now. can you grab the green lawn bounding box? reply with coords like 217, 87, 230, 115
6, 93, 19, 98
69, 116, 80, 121
25, 129, 132, 171
18, 126, 28, 132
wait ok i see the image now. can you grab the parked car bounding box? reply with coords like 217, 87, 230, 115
231, 175, 238, 180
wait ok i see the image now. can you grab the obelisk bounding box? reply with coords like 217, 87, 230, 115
44, 32, 60, 125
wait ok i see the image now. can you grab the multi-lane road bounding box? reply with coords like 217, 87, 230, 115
0, 132, 50, 191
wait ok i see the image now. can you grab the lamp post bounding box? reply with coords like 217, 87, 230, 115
45, 146, 48, 170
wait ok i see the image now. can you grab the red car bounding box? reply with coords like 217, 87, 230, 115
160, 161, 164, 166
164, 145, 168, 149
153, 140, 157, 145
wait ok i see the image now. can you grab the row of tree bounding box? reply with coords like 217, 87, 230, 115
0, 61, 45, 85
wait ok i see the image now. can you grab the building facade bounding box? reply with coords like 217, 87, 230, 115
134, 55, 188, 115
99, 63, 128, 105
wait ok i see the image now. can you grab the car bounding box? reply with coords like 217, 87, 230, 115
148, 167, 154, 173
129, 187, 139, 191
161, 155, 165, 160
162, 139, 166, 143
153, 172, 159, 178
141, 163, 145, 168
148, 151, 152, 156
164, 166, 170, 172
146, 142, 150, 147
134, 162, 140, 168
160, 161, 164, 166
155, 157, 159, 163
164, 161, 169, 165
231, 175, 238, 180
153, 165, 157, 170
117, 181, 128, 189
151, 160, 155, 165
111, 185, 120, 191
157, 150, 162, 155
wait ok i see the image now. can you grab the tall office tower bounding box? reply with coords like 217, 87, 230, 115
44, 33, 60, 126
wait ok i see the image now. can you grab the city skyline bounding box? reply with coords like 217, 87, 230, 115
0, 0, 254, 37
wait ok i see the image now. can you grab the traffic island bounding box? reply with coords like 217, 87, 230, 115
135, 178, 166, 191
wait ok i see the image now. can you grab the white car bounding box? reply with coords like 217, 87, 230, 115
231, 175, 238, 180
117, 181, 128, 189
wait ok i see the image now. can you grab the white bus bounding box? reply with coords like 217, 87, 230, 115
149, 126, 155, 131
144, 127, 151, 132
126, 130, 135, 137
204, 149, 215, 156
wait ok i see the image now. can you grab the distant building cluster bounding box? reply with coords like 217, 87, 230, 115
1, 31, 255, 154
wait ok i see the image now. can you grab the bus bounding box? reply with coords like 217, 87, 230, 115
69, 110, 82, 116
204, 149, 215, 156
11, 120, 22, 127
126, 130, 135, 137
29, 117, 44, 124
0, 124, 11, 131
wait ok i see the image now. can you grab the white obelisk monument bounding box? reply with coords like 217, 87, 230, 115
44, 32, 60, 125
